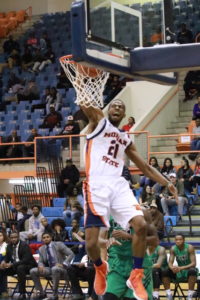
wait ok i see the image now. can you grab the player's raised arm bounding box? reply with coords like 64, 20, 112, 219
126, 142, 177, 196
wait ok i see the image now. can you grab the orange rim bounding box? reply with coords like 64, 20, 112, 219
59, 54, 76, 64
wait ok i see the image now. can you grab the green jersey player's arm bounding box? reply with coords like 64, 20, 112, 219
179, 245, 196, 271
168, 246, 176, 270
153, 246, 167, 269
80, 105, 104, 133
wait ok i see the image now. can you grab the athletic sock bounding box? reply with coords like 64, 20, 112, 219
188, 290, 194, 297
153, 291, 159, 298
94, 257, 103, 267
166, 289, 172, 296
132, 256, 144, 269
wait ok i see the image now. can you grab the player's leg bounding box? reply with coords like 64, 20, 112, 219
152, 268, 162, 299
187, 268, 197, 299
111, 178, 147, 300
161, 269, 174, 300
104, 271, 129, 300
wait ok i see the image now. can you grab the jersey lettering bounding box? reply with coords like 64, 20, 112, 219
108, 140, 119, 159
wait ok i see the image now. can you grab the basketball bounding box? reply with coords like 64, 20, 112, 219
77, 63, 100, 78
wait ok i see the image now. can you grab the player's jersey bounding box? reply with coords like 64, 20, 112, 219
148, 245, 168, 270
85, 118, 132, 178
174, 243, 191, 267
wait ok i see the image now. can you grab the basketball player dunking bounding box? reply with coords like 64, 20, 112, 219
81, 99, 177, 300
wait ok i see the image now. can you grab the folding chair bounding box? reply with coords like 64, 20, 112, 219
9, 274, 35, 298
173, 281, 187, 299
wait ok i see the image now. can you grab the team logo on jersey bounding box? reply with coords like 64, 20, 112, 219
104, 132, 128, 146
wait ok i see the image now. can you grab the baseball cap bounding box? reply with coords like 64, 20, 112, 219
50, 104, 55, 108
67, 115, 74, 120
169, 173, 176, 178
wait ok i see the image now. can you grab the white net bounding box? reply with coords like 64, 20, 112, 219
60, 55, 109, 108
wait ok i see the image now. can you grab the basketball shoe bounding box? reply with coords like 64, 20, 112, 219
94, 261, 108, 295
126, 269, 148, 300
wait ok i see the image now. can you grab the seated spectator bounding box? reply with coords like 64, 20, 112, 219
122, 116, 135, 132
0, 231, 37, 299
21, 46, 33, 71
31, 86, 49, 112
193, 95, 200, 119
141, 156, 161, 187
57, 158, 80, 197
60, 115, 80, 148
0, 49, 21, 74
20, 205, 44, 242
39, 32, 51, 53
69, 219, 85, 256
67, 255, 97, 300
56, 67, 73, 89
7, 72, 21, 91
46, 87, 62, 114
41, 217, 53, 235
190, 154, 200, 191
51, 218, 69, 242
17, 79, 39, 102
150, 202, 164, 240
162, 234, 198, 300
190, 117, 200, 157
139, 185, 155, 207
32, 47, 55, 73
63, 197, 83, 225
0, 222, 11, 236
161, 173, 187, 219
6, 201, 23, 223
177, 157, 194, 194
183, 71, 200, 101
147, 240, 168, 300
177, 23, 193, 44
3, 35, 20, 57
30, 232, 74, 300
4, 130, 22, 159
16, 206, 31, 232
161, 157, 176, 178
23, 128, 43, 160
67, 186, 84, 208
40, 105, 62, 130
25, 32, 38, 50
0, 231, 8, 264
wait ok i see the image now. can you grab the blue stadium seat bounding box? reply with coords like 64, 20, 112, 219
38, 128, 49, 136
42, 207, 63, 217
53, 198, 66, 207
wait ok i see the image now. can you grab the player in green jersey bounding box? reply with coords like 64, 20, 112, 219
147, 240, 168, 300
99, 209, 157, 300
162, 234, 198, 300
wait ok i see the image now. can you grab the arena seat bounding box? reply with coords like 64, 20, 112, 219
53, 198, 66, 207
42, 207, 63, 217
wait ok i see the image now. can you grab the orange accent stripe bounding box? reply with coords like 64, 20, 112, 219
85, 139, 92, 178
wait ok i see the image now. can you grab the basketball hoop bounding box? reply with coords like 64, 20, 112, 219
59, 55, 109, 108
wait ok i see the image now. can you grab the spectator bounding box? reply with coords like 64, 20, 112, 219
6, 201, 23, 222
20, 205, 44, 242
193, 95, 200, 119
161, 157, 176, 178
60, 115, 80, 148
141, 156, 161, 187
122, 116, 135, 132
139, 185, 155, 207
25, 32, 38, 50
23, 128, 43, 160
0, 49, 21, 74
63, 198, 83, 225
32, 47, 55, 73
0, 222, 11, 237
0, 231, 8, 264
177, 23, 193, 44
41, 217, 53, 235
21, 47, 33, 71
67, 255, 97, 300
51, 218, 69, 242
17, 79, 39, 102
66, 186, 84, 208
190, 155, 200, 190
40, 105, 62, 130
30, 232, 74, 300
147, 240, 168, 300
39, 32, 51, 52
3, 35, 20, 56
150, 203, 164, 240
7, 72, 21, 91
161, 173, 187, 219
183, 71, 200, 101
4, 130, 21, 159
190, 117, 200, 157
68, 219, 85, 256
177, 157, 194, 193
56, 67, 73, 89
162, 234, 198, 300
46, 87, 62, 114
16, 206, 31, 232
57, 158, 80, 197
0, 231, 37, 299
